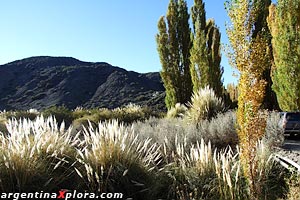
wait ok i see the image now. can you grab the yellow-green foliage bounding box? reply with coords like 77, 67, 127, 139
226, 0, 270, 198
267, 1, 300, 111
186, 86, 224, 124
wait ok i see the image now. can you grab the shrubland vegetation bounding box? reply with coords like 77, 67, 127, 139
0, 98, 297, 199
1, 0, 300, 199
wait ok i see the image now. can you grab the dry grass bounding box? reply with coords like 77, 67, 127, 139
0, 113, 291, 199
74, 120, 161, 198
186, 86, 224, 124
0, 116, 79, 192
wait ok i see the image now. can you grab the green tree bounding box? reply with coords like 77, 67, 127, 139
227, 83, 238, 103
226, 0, 271, 198
190, 0, 223, 97
267, 1, 300, 111
252, 0, 279, 110
156, 0, 193, 110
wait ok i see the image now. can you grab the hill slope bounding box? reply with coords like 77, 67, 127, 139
0, 56, 166, 111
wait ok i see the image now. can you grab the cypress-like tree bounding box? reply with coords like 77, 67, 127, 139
226, 0, 271, 198
206, 20, 223, 97
227, 83, 238, 103
267, 1, 300, 111
190, 0, 223, 97
252, 0, 279, 110
156, 0, 193, 110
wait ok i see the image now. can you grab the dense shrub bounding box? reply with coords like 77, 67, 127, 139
133, 111, 238, 150
5, 109, 39, 121
42, 106, 74, 126
166, 103, 188, 118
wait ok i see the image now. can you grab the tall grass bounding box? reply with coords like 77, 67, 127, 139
0, 116, 79, 192
0, 112, 290, 199
186, 86, 224, 123
160, 138, 287, 200
160, 138, 245, 200
74, 120, 161, 199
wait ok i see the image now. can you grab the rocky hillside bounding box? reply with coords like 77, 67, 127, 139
0, 56, 166, 111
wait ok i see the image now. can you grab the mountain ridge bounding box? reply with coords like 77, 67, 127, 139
0, 56, 166, 111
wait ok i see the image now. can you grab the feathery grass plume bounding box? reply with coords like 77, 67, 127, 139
166, 103, 188, 119
0, 116, 79, 192
263, 111, 284, 147
75, 120, 161, 199
213, 146, 247, 200
186, 86, 224, 124
185, 141, 246, 200
162, 136, 246, 200
252, 141, 288, 199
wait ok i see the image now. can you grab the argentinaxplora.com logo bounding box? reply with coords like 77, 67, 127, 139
0, 190, 124, 200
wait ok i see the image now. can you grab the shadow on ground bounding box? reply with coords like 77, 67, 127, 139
283, 135, 300, 151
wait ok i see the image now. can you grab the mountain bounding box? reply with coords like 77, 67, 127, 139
0, 56, 166, 111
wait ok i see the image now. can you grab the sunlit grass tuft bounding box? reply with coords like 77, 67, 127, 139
186, 86, 224, 124
0, 116, 79, 192
74, 120, 161, 199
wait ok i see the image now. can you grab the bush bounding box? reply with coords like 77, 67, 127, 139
195, 110, 238, 148
42, 106, 74, 126
186, 86, 224, 124
166, 103, 188, 118
5, 110, 39, 121
111, 103, 160, 123
133, 111, 239, 151
158, 139, 287, 200
263, 111, 284, 147
0, 113, 291, 198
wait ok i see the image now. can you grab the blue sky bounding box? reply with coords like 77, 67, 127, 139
0, 0, 237, 85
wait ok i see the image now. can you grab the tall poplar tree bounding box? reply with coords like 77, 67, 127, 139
267, 1, 300, 111
156, 0, 193, 110
252, 0, 279, 110
226, 0, 271, 198
190, 0, 223, 97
